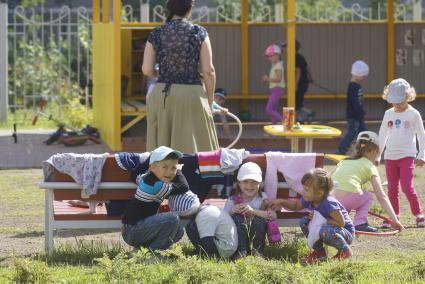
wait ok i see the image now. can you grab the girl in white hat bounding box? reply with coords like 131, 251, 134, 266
378, 78, 425, 228
223, 162, 276, 259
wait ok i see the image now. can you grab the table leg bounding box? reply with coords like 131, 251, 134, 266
305, 138, 313, 152
291, 137, 299, 153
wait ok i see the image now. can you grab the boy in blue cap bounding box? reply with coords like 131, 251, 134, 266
121, 146, 189, 252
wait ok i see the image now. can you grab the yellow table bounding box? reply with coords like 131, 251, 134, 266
263, 124, 342, 153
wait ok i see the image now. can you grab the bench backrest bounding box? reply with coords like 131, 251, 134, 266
52, 153, 324, 201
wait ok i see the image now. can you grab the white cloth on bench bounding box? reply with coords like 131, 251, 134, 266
220, 148, 250, 173
264, 152, 316, 198
43, 153, 109, 197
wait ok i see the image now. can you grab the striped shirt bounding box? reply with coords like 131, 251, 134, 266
122, 170, 189, 225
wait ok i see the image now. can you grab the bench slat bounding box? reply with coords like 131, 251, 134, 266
125, 99, 146, 111
121, 101, 136, 112
53, 189, 135, 201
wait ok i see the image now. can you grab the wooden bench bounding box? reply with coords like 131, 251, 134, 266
39, 153, 324, 254
121, 99, 146, 133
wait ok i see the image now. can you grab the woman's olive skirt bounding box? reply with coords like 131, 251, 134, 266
146, 83, 219, 154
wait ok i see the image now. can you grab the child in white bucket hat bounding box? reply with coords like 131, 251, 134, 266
337, 60, 370, 155
378, 78, 425, 228
223, 162, 277, 258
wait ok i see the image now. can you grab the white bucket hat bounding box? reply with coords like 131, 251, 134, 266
237, 162, 262, 182
351, 60, 369, 77
385, 78, 410, 104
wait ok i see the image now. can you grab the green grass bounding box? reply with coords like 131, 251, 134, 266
1, 168, 425, 283
0, 169, 44, 233
0, 109, 57, 130
1, 246, 425, 283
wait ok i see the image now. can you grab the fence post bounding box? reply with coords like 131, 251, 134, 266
140, 0, 149, 22
0, 3, 7, 123
413, 0, 422, 22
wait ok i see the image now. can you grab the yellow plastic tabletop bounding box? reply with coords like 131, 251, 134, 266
263, 124, 342, 138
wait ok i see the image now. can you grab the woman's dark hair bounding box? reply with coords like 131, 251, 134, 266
347, 140, 379, 160
301, 168, 333, 196
166, 0, 194, 22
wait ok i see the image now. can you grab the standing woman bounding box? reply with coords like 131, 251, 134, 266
142, 0, 219, 153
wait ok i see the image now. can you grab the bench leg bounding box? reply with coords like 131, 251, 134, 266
45, 189, 54, 255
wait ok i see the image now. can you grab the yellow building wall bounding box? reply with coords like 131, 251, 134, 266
93, 23, 121, 150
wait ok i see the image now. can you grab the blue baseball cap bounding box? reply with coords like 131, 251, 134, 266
149, 146, 183, 164
214, 88, 227, 99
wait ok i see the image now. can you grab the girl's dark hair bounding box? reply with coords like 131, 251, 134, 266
166, 0, 194, 22
347, 140, 379, 160
301, 168, 333, 196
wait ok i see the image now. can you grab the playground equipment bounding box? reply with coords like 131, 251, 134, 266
213, 102, 243, 149
30, 99, 101, 147
91, 0, 406, 151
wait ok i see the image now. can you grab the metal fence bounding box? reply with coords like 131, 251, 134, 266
6, 5, 92, 118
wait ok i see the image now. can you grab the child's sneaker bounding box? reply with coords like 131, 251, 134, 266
355, 223, 378, 232
382, 220, 392, 229
303, 249, 327, 264
416, 217, 425, 228
332, 247, 353, 260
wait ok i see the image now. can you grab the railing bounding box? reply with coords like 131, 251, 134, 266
143, 3, 422, 23
7, 5, 91, 114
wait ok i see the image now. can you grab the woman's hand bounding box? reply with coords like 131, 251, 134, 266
414, 159, 425, 167
262, 75, 269, 83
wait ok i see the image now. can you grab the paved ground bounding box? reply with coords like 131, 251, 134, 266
0, 129, 111, 168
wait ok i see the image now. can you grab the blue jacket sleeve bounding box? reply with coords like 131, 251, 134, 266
347, 84, 365, 119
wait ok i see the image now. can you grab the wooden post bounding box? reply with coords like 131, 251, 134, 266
93, 0, 100, 23
240, 0, 249, 111
103, 0, 110, 23
0, 3, 8, 123
286, 0, 296, 109
387, 0, 395, 84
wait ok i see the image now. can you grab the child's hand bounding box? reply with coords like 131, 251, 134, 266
219, 107, 229, 115
308, 211, 314, 219
261, 75, 269, 83
231, 204, 242, 214
239, 204, 254, 215
392, 220, 405, 231
414, 159, 425, 167
267, 199, 282, 210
